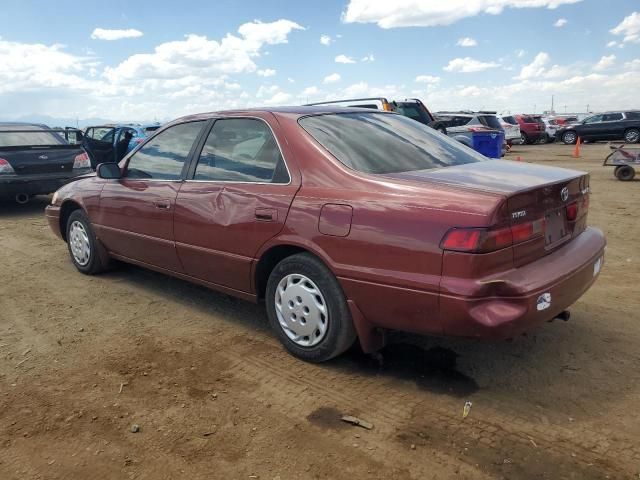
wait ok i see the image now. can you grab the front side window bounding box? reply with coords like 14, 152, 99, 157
193, 118, 289, 183
299, 112, 485, 175
583, 115, 603, 124
125, 121, 204, 180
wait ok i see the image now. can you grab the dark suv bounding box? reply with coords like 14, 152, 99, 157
556, 111, 640, 144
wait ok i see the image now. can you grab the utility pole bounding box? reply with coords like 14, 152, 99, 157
586, 104, 590, 113
551, 95, 554, 113
564, 105, 567, 113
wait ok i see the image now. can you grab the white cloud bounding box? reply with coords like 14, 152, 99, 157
606, 40, 619, 48
342, 0, 583, 28
320, 35, 333, 45
0, 38, 96, 94
323, 73, 341, 84
91, 28, 143, 41
610, 11, 640, 44
594, 54, 616, 71
444, 57, 500, 73
625, 59, 640, 70
554, 18, 568, 27
415, 75, 440, 84
104, 19, 303, 86
361, 53, 375, 62
257, 68, 276, 77
262, 91, 292, 106
302, 86, 320, 96
515, 52, 550, 79
457, 37, 477, 47
515, 49, 526, 58
287, 77, 295, 83
335, 54, 356, 64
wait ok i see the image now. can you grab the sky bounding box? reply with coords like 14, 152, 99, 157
1, 0, 639, 124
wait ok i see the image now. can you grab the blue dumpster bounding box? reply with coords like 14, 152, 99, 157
472, 131, 504, 159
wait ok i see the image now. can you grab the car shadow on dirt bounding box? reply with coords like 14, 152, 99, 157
95, 262, 632, 420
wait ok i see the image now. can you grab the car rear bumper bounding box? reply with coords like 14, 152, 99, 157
341, 227, 605, 348
0, 171, 90, 198
439, 227, 606, 339
45, 204, 63, 239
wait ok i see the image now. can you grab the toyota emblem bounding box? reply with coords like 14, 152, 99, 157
560, 187, 569, 202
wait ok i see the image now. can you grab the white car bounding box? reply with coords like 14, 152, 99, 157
541, 117, 558, 143
496, 115, 522, 144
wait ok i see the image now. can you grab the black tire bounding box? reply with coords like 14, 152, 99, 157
538, 134, 548, 145
562, 131, 578, 145
265, 253, 356, 362
520, 132, 529, 145
623, 128, 640, 144
615, 165, 636, 181
66, 210, 107, 275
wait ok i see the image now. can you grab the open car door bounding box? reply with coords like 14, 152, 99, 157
82, 126, 116, 168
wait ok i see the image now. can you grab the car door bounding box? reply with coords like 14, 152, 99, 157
578, 115, 604, 140
601, 113, 624, 139
174, 115, 300, 293
82, 127, 116, 167
93, 120, 206, 271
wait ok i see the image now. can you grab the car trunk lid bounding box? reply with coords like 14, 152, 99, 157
383, 160, 590, 264
0, 146, 79, 175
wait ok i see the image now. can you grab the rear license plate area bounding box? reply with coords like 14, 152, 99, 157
545, 208, 568, 246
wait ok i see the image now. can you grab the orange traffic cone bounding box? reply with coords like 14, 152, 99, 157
516, 156, 522, 162
572, 137, 581, 158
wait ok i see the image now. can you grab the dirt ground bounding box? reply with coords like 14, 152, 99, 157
1, 142, 639, 480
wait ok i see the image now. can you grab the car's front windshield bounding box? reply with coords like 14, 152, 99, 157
299, 112, 486, 175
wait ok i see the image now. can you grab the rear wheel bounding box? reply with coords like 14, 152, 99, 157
623, 128, 640, 144
562, 131, 578, 145
266, 253, 356, 362
520, 132, 529, 145
66, 210, 107, 275
615, 165, 636, 181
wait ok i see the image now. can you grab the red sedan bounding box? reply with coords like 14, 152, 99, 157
46, 107, 605, 362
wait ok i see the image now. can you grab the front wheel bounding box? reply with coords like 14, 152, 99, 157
66, 210, 107, 275
562, 131, 578, 145
623, 128, 640, 144
520, 132, 529, 145
266, 253, 356, 362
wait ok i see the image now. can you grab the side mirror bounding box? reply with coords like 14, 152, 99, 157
96, 162, 122, 179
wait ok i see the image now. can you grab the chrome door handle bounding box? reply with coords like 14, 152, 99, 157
153, 201, 171, 210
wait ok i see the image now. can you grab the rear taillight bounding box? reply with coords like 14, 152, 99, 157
441, 219, 545, 253
135, 138, 144, 144
73, 152, 91, 169
0, 158, 16, 175
566, 202, 578, 221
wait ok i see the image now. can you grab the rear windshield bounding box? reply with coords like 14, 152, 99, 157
0, 126, 65, 148
520, 116, 540, 124
393, 102, 434, 125
474, 115, 503, 129
299, 112, 485, 175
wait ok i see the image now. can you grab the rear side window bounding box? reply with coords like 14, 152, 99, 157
125, 121, 204, 180
299, 112, 485, 175
0, 126, 65, 147
502, 116, 516, 124
193, 118, 289, 183
603, 113, 623, 121
520, 116, 538, 124
625, 112, 640, 120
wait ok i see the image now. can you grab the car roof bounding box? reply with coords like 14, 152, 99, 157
0, 122, 50, 130
171, 106, 395, 123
